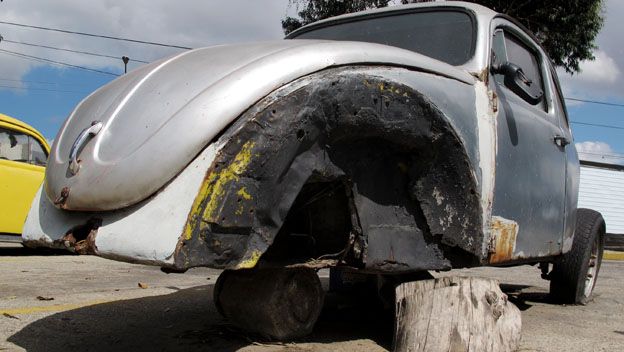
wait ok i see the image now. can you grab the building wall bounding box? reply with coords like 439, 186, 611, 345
578, 164, 624, 235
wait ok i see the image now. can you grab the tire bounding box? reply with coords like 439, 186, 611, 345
550, 208, 605, 304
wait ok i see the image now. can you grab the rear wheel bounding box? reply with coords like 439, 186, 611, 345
214, 267, 324, 340
550, 208, 605, 304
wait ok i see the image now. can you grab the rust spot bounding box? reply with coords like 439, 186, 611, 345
488, 216, 518, 264
53, 187, 70, 207
476, 67, 489, 84
285, 258, 338, 270
491, 91, 498, 113
56, 218, 102, 255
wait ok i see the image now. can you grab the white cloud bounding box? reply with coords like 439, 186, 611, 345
559, 50, 622, 101
0, 0, 290, 79
559, 0, 624, 102
575, 141, 624, 165
575, 50, 620, 84
0, 57, 33, 91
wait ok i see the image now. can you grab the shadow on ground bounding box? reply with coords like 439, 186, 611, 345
8, 284, 394, 352
0, 245, 71, 257
8, 277, 562, 351
499, 283, 552, 311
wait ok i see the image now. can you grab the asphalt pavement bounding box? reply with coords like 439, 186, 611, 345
1, 242, 623, 351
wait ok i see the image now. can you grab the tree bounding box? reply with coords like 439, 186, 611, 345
282, 0, 392, 35
282, 0, 604, 74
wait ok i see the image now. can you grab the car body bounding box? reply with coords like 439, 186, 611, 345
0, 113, 50, 241
23, 2, 579, 273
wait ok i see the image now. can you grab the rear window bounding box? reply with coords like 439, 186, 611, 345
0, 127, 48, 166
290, 10, 475, 65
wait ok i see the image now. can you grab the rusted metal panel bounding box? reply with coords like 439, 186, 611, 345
174, 67, 483, 272
488, 216, 519, 264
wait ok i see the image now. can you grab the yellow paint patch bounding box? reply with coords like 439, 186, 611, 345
604, 250, 624, 261
488, 216, 519, 264
236, 250, 262, 269
183, 141, 255, 240
237, 187, 252, 200
0, 257, 28, 262
0, 299, 110, 316
235, 187, 253, 216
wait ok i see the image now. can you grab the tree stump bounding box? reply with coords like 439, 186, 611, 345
394, 276, 521, 352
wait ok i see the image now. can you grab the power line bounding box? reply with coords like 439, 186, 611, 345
565, 97, 624, 108
0, 77, 101, 88
570, 121, 624, 131
0, 84, 89, 94
0, 77, 56, 85
0, 48, 120, 76
1, 38, 149, 63
0, 20, 192, 50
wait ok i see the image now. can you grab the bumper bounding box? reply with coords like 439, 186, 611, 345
22, 143, 220, 268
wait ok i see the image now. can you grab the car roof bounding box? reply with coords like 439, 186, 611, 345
287, 1, 498, 38
0, 113, 50, 149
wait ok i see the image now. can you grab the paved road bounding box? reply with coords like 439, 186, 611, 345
1, 243, 623, 351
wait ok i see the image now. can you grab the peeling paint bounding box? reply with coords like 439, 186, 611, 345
237, 187, 252, 200
202, 141, 255, 222
488, 216, 519, 264
236, 249, 262, 269
183, 141, 254, 240
474, 81, 498, 257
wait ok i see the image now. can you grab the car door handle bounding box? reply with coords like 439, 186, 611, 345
553, 135, 570, 147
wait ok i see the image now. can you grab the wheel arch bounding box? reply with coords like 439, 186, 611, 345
173, 66, 485, 272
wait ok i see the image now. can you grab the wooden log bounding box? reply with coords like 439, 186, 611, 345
214, 268, 324, 341
394, 276, 521, 352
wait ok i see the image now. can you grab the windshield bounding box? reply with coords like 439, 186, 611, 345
290, 10, 475, 66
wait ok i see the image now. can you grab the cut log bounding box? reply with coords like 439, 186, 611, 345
214, 268, 324, 341
394, 276, 521, 352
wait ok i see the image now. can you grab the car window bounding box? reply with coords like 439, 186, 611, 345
491, 30, 507, 86
29, 136, 48, 166
549, 65, 570, 128
0, 127, 47, 166
291, 10, 475, 66
491, 30, 546, 111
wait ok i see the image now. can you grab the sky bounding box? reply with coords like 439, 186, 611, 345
0, 0, 623, 164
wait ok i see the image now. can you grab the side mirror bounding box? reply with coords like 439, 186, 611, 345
492, 62, 543, 105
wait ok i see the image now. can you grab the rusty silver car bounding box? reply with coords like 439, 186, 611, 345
23, 1, 605, 339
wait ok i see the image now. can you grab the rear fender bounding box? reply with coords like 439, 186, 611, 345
175, 66, 484, 272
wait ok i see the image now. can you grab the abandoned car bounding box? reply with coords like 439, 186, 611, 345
0, 113, 49, 242
23, 1, 605, 339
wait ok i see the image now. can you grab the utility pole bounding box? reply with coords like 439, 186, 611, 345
122, 56, 129, 74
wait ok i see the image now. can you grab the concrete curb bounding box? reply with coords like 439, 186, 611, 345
604, 250, 624, 261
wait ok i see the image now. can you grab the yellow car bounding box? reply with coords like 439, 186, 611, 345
0, 113, 50, 241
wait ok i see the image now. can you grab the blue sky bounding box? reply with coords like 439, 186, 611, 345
1, 0, 623, 163
569, 103, 624, 152
1, 65, 115, 139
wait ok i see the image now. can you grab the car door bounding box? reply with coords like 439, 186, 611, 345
489, 22, 568, 262
0, 125, 48, 236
